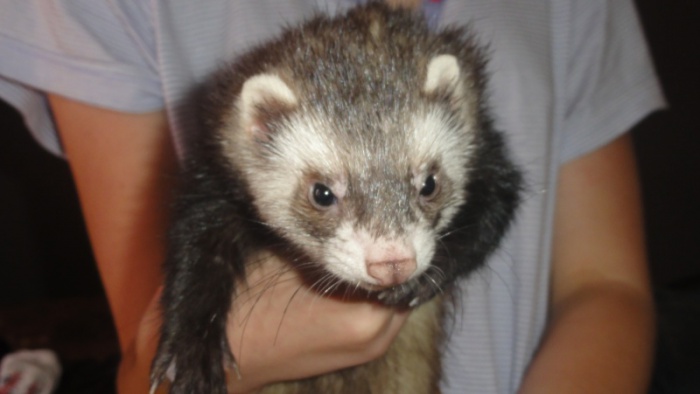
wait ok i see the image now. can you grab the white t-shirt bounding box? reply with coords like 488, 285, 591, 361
0, 1, 664, 392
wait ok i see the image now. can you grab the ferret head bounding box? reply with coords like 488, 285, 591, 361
219, 51, 480, 291
204, 4, 521, 301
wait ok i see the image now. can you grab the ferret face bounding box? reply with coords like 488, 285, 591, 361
221, 55, 479, 291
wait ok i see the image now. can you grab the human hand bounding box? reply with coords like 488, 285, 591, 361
118, 256, 408, 394
225, 255, 409, 393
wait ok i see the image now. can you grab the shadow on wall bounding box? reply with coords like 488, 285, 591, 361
0, 102, 100, 304
634, 0, 700, 286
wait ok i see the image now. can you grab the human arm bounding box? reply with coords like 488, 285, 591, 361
519, 133, 655, 393
48, 94, 175, 352
47, 95, 408, 393
48, 94, 175, 392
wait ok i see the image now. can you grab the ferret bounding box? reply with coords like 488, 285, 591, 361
151, 3, 522, 393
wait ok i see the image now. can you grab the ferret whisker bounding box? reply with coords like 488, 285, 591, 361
235, 263, 294, 359
429, 265, 447, 283
309, 274, 341, 308
437, 223, 476, 240
309, 276, 343, 304
239, 265, 295, 297
308, 272, 338, 296
238, 265, 289, 329
321, 277, 343, 296
341, 281, 357, 301
425, 272, 444, 294
274, 282, 306, 346
353, 281, 365, 299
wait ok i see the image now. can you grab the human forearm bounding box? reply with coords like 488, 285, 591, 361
521, 134, 655, 393
49, 95, 178, 393
519, 282, 655, 393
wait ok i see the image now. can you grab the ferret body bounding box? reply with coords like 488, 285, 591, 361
152, 3, 522, 393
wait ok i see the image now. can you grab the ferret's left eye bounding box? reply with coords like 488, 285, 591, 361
419, 175, 438, 198
310, 183, 336, 208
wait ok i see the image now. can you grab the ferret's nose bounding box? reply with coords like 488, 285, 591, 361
367, 259, 416, 287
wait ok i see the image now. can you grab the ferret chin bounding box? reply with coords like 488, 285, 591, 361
151, 3, 523, 393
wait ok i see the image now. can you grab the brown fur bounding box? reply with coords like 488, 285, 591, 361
258, 297, 444, 394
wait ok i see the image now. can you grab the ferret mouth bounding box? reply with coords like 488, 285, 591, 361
325, 263, 423, 294
360, 282, 392, 292
355, 277, 414, 293
312, 277, 407, 300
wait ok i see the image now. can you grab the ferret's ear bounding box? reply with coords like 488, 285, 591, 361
423, 54, 463, 100
238, 73, 298, 142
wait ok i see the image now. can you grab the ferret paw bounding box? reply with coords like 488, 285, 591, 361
150, 351, 174, 393
150, 337, 231, 394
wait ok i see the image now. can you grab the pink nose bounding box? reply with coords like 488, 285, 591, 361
367, 259, 416, 287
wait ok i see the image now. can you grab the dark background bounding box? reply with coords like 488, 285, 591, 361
0, 1, 698, 392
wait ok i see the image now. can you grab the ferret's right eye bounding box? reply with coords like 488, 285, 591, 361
310, 183, 336, 208
419, 174, 439, 199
